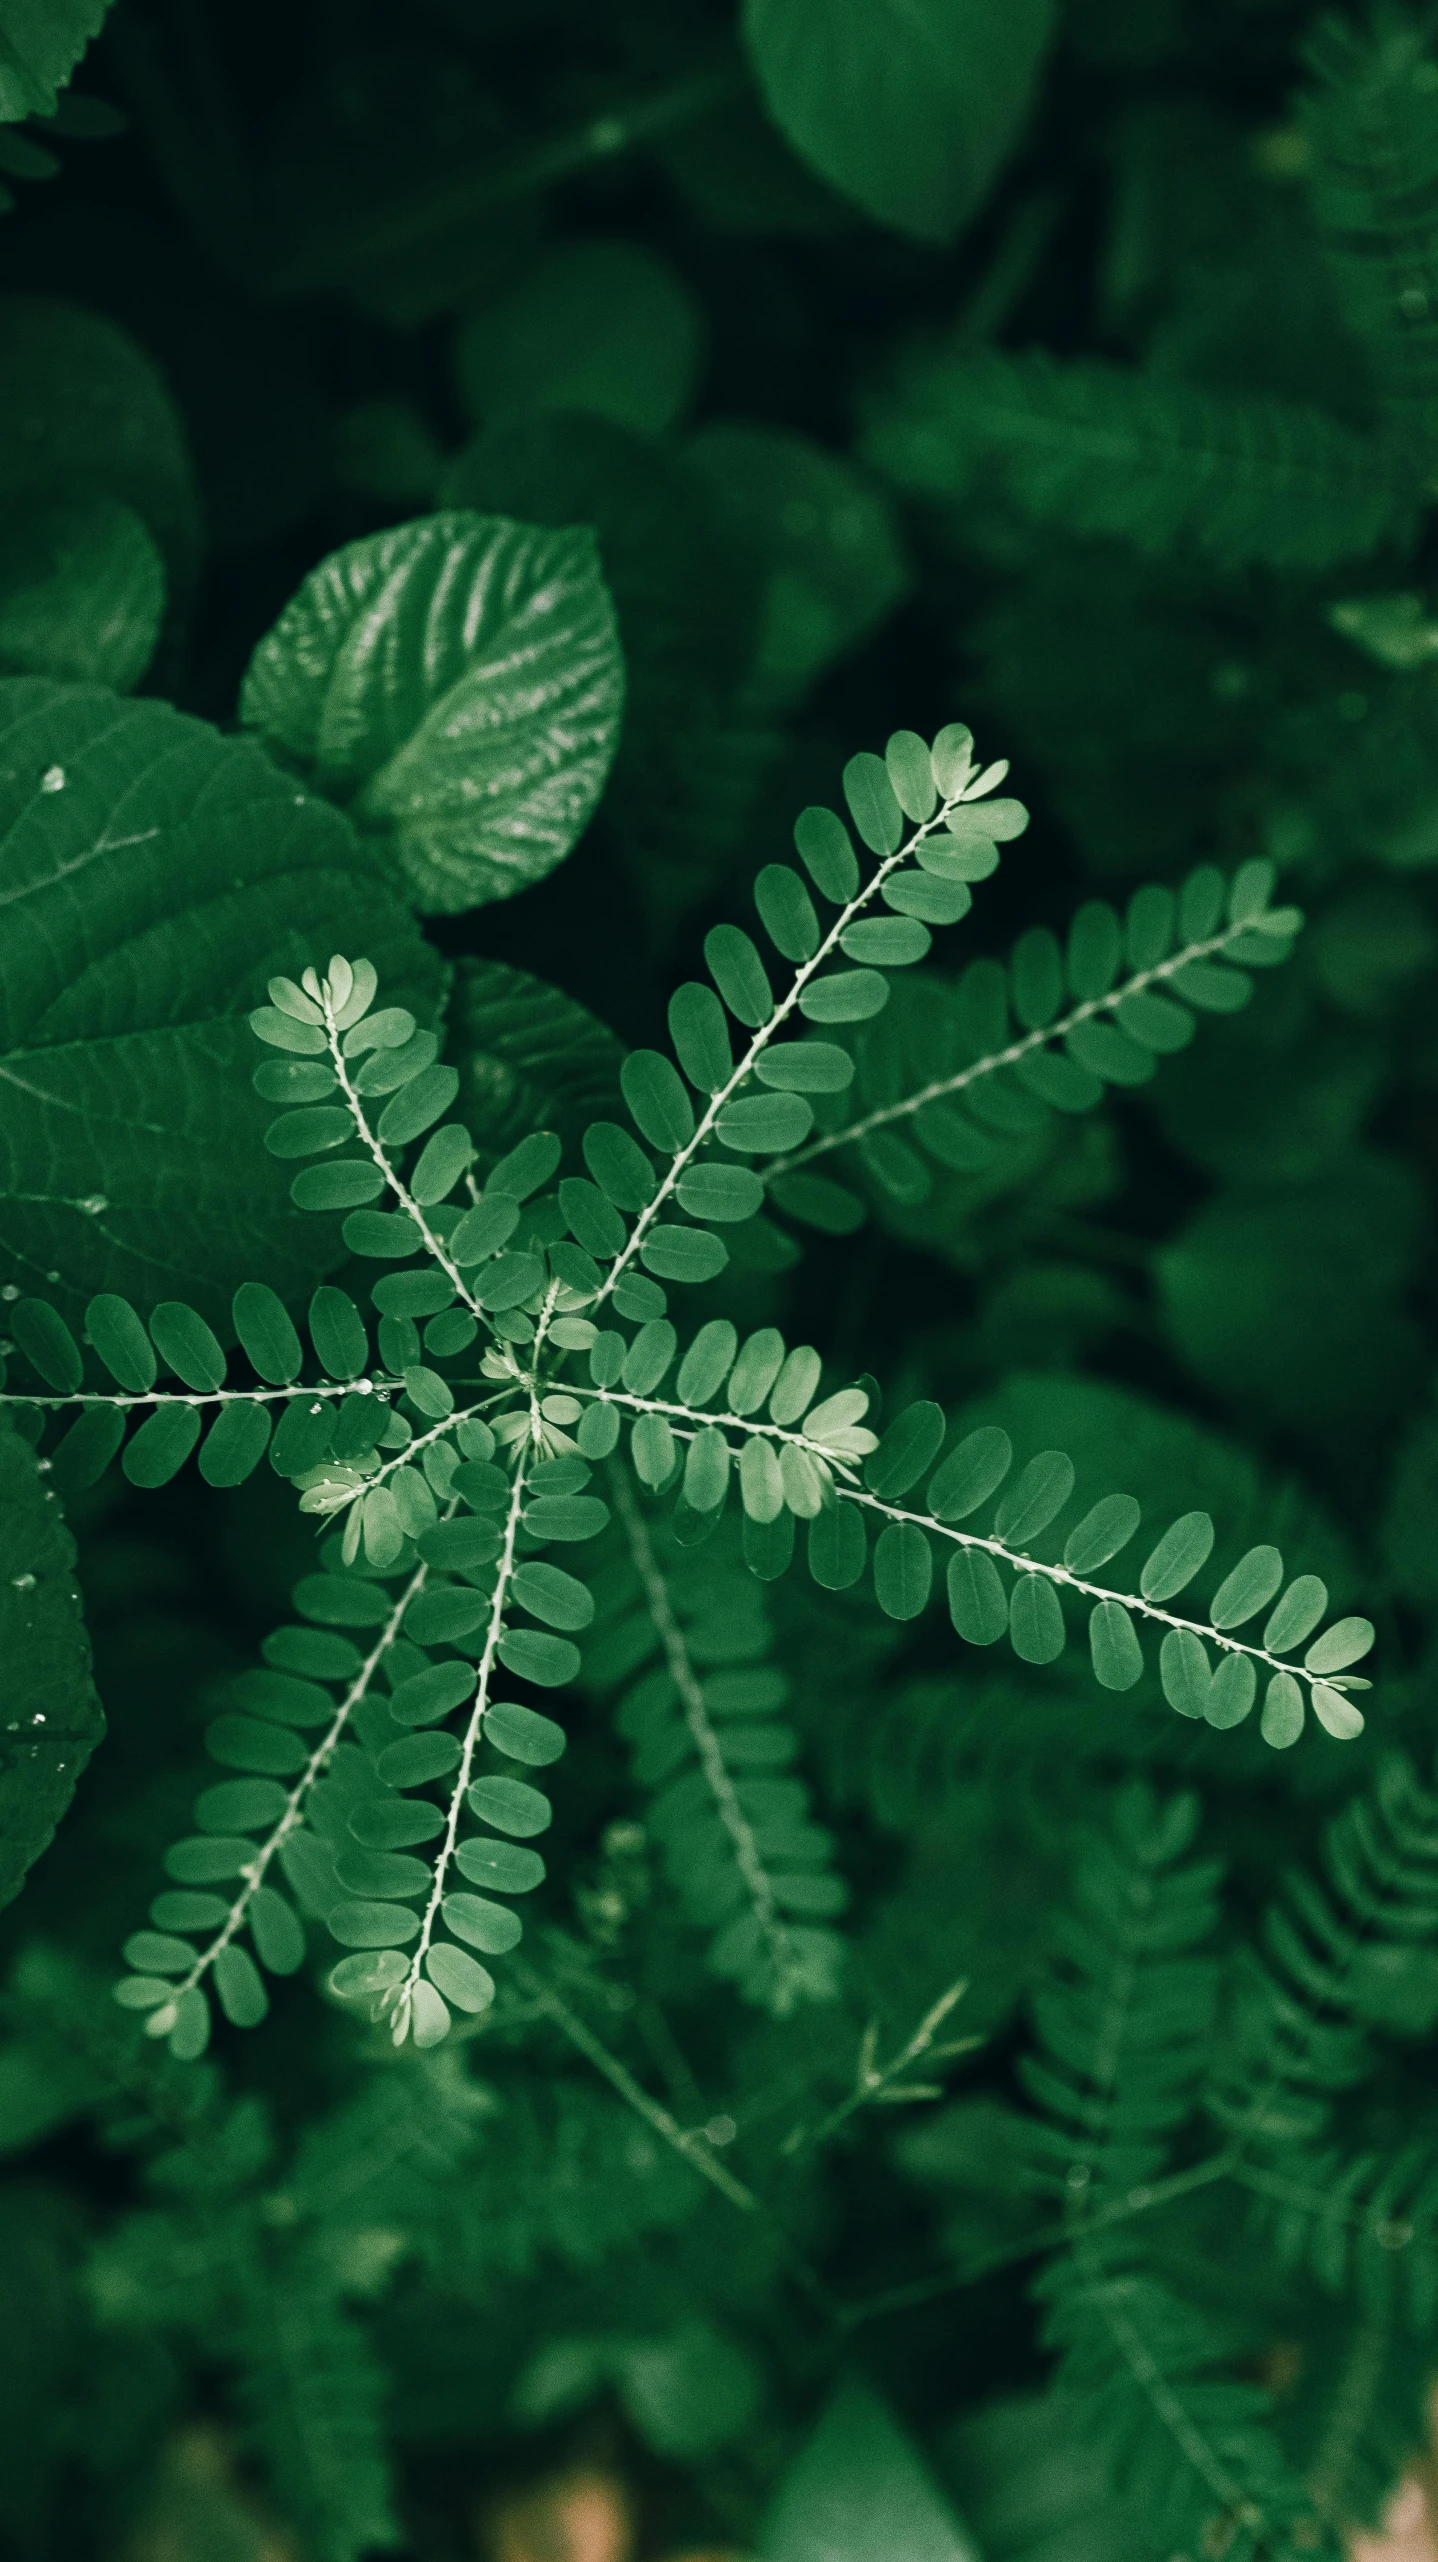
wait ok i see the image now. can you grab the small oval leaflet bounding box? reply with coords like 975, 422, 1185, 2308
866, 1400, 945, 1500
1261, 1670, 1305, 1749
442, 1892, 523, 1954
1209, 1544, 1284, 1631
426, 1942, 495, 2012
1305, 1616, 1376, 1676
842, 750, 902, 854
948, 1549, 1008, 1645
1065, 1494, 1141, 1576
872, 1522, 932, 1621
622, 1049, 696, 1153
928, 1427, 1012, 1521
468, 1775, 552, 1837
1263, 1576, 1329, 1655
486, 1702, 567, 1766
1140, 1511, 1214, 1603
511, 1560, 594, 1631
755, 862, 820, 962
1010, 1573, 1065, 1664
794, 805, 860, 902
150, 1300, 226, 1392
86, 1293, 156, 1392
705, 923, 773, 1026
497, 1628, 582, 1688
454, 1838, 546, 1893
1089, 1600, 1143, 1690
994, 1450, 1075, 1547
1205, 1654, 1257, 1730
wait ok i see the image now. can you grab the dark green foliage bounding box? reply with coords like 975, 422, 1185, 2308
5, 6, 1438, 2560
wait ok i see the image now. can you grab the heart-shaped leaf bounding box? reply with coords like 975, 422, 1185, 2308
240, 510, 625, 915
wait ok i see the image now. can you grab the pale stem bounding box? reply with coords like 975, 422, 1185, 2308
575, 1384, 1340, 1698
395, 1446, 532, 2026
511, 1961, 758, 2214
319, 993, 490, 1327
592, 793, 968, 1306
768, 914, 1281, 1176
159, 1563, 431, 2010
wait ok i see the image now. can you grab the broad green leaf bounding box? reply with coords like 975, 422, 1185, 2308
0, 0, 112, 117
758, 2381, 980, 2562
240, 511, 625, 915
0, 499, 163, 692
0, 1418, 105, 1908
454, 241, 704, 437
0, 299, 199, 582
743, 0, 1056, 244
0, 683, 441, 1326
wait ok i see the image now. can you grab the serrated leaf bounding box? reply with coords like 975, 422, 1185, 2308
241, 512, 624, 915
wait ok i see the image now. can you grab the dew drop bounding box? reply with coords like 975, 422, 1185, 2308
40, 765, 65, 793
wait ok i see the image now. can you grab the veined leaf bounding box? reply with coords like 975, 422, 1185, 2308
0, 682, 441, 1325
241, 511, 624, 915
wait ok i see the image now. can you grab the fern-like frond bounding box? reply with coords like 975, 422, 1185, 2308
1025, 1786, 1328, 2561
235, 2255, 400, 2562
765, 860, 1301, 1235
862, 345, 1413, 567
1303, 8, 1438, 477
584, 1489, 847, 2013
1211, 1753, 1438, 2326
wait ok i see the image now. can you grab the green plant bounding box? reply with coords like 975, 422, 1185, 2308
3, 5, 1438, 2562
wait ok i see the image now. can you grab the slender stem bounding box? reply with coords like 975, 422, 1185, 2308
320, 997, 489, 1329
592, 793, 972, 1308
395, 1453, 531, 2029
837, 2150, 1239, 2330
159, 1565, 429, 2013
769, 914, 1280, 1177
782, 1979, 972, 2156
512, 1961, 759, 2215
0, 1380, 381, 1413
609, 1465, 803, 2010
573, 1385, 1338, 1698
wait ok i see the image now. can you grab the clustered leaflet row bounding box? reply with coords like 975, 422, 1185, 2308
0, 722, 1372, 2059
